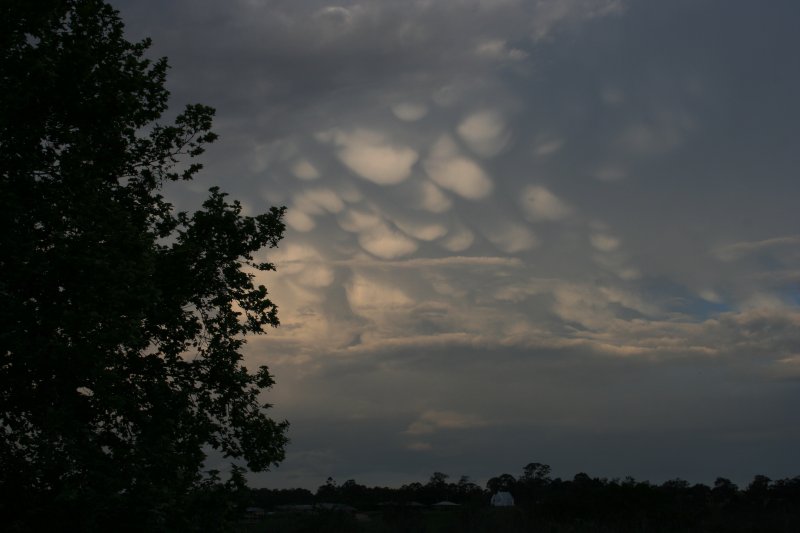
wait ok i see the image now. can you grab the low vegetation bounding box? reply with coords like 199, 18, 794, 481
240, 464, 800, 532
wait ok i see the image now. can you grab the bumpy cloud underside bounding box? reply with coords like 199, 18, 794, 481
114, 0, 800, 489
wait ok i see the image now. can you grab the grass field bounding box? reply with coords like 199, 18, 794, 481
235, 506, 738, 533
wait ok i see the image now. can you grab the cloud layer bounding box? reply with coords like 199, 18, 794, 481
113, 0, 800, 489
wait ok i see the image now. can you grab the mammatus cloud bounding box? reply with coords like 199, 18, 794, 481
590, 233, 621, 252
336, 256, 523, 269
530, 0, 625, 41
457, 110, 511, 157
475, 39, 528, 62
483, 220, 539, 253
324, 129, 419, 186
291, 159, 321, 181
270, 244, 336, 289
113, 0, 800, 489
393, 218, 448, 242
534, 138, 564, 157
285, 209, 316, 232
424, 136, 493, 199
391, 102, 428, 122
519, 185, 572, 221
594, 165, 627, 182
440, 224, 475, 252
335, 206, 422, 259
347, 274, 414, 314
416, 180, 453, 213
358, 224, 419, 260
294, 188, 345, 216
285, 188, 346, 232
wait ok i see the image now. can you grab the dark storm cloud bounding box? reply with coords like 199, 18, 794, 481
111, 0, 800, 488
258, 341, 800, 488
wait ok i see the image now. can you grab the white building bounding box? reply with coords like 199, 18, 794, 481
490, 491, 515, 507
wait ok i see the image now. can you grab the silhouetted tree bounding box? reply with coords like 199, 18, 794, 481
517, 462, 552, 506
521, 462, 552, 484
456, 475, 485, 504
747, 475, 771, 494
428, 471, 450, 487
711, 477, 740, 508
487, 473, 518, 495
240, 464, 800, 532
316, 477, 340, 502
0, 1, 287, 530
251, 487, 315, 509
339, 479, 370, 507
424, 471, 453, 503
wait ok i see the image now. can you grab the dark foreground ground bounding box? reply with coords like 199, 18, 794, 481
237, 505, 800, 533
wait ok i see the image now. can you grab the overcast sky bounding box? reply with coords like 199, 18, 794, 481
111, 0, 800, 489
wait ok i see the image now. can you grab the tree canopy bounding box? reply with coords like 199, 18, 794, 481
0, 1, 287, 529
246, 464, 800, 532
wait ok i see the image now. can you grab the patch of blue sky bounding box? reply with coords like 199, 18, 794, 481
639, 276, 733, 320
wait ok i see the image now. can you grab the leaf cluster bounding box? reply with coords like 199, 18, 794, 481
1, 1, 288, 530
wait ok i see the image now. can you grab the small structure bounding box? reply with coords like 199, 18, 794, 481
490, 491, 515, 507
316, 502, 357, 512
433, 501, 460, 507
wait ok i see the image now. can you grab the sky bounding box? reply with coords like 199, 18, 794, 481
111, 0, 800, 489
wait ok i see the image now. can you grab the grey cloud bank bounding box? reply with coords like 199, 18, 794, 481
112, 0, 800, 488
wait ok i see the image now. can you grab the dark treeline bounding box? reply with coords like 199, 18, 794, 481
246, 463, 800, 532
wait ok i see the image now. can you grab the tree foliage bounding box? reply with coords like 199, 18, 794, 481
0, 0, 287, 529
250, 466, 800, 532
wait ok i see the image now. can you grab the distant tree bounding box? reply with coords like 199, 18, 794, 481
711, 477, 739, 507
251, 487, 315, 508
745, 475, 772, 508
425, 472, 453, 503
400, 481, 424, 502
428, 471, 450, 487
339, 479, 370, 506
771, 476, 800, 516
487, 473, 517, 494
661, 478, 691, 491
317, 477, 340, 501
747, 474, 771, 493
521, 462, 552, 484
456, 475, 483, 498
517, 462, 552, 506
571, 472, 596, 487
0, 1, 287, 530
